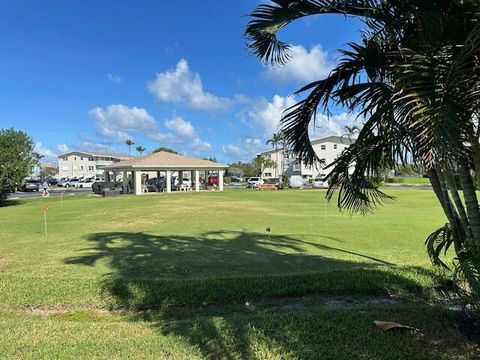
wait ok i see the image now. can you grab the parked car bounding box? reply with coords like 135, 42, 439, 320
21, 179, 41, 192
231, 176, 243, 183
146, 177, 165, 192
64, 178, 80, 188
313, 176, 328, 189
246, 177, 263, 188
92, 181, 122, 195
77, 179, 94, 188
57, 178, 68, 187
288, 175, 305, 189
266, 177, 282, 189
172, 177, 192, 187
46, 177, 58, 186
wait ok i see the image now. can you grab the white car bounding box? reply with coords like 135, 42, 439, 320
65, 178, 80, 188
172, 177, 191, 187
288, 175, 305, 189
77, 179, 95, 188
247, 177, 263, 188
313, 176, 329, 189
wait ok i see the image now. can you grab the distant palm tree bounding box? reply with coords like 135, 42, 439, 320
341, 125, 360, 144
125, 139, 134, 156
136, 146, 146, 157
266, 133, 283, 177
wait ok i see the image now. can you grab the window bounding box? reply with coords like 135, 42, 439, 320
80, 157, 84, 161
320, 158, 326, 162
88, 166, 94, 171
321, 145, 326, 150
63, 157, 67, 161
334, 144, 338, 149
264, 172, 272, 177
293, 160, 301, 172
80, 166, 84, 171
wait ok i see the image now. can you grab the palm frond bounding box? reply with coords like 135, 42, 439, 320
245, 0, 383, 65
425, 224, 454, 269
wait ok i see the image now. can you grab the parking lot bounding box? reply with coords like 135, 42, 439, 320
7, 187, 92, 199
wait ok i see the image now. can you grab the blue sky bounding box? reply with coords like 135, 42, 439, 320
0, 1, 363, 163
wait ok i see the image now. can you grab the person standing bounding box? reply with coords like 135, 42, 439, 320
42, 180, 49, 197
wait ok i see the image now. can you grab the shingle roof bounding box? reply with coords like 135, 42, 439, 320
103, 151, 226, 170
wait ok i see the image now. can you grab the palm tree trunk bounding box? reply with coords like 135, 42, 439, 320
457, 161, 480, 247
441, 163, 472, 241
428, 168, 464, 242
275, 144, 278, 178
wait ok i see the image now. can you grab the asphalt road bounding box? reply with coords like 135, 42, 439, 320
7, 187, 93, 199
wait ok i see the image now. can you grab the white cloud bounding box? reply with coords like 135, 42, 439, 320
310, 113, 361, 138
264, 44, 333, 85
34, 142, 56, 158
191, 138, 212, 152
247, 95, 296, 136
89, 104, 157, 142
148, 59, 231, 112
222, 144, 243, 156
222, 137, 265, 161
148, 132, 179, 143
107, 73, 122, 84
57, 144, 70, 154
165, 116, 196, 138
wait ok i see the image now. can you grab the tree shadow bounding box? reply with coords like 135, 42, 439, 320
0, 199, 23, 207
63, 230, 455, 358
65, 230, 419, 310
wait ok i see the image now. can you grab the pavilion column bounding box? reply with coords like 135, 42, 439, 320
122, 171, 128, 194
113, 171, 117, 182
195, 170, 200, 192
219, 170, 224, 192
134, 171, 142, 195
166, 170, 172, 193
179, 171, 183, 185
104, 170, 110, 182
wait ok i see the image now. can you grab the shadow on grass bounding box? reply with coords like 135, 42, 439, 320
65, 231, 429, 309
63, 230, 456, 358
0, 199, 23, 207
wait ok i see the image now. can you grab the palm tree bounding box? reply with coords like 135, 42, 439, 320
341, 125, 360, 144
266, 132, 283, 177
246, 0, 480, 303
125, 139, 134, 156
136, 146, 146, 157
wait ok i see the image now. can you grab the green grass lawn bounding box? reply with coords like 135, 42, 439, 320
0, 189, 478, 359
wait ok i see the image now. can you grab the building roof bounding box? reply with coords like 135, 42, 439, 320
58, 150, 133, 159
103, 151, 227, 170
259, 135, 355, 155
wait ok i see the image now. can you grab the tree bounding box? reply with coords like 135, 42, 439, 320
136, 146, 146, 157
125, 139, 134, 156
266, 132, 283, 177
252, 155, 277, 177
152, 146, 178, 154
0, 128, 36, 199
246, 0, 480, 305
227, 166, 244, 178
341, 125, 360, 144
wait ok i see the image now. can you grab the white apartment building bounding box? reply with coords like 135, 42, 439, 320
259, 135, 355, 179
58, 151, 133, 179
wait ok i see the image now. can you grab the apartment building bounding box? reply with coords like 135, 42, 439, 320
259, 135, 355, 179
58, 151, 133, 178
